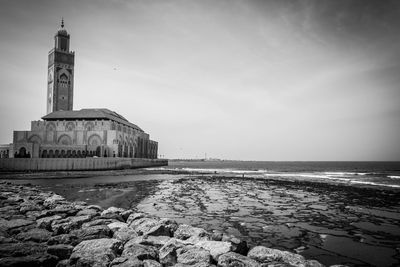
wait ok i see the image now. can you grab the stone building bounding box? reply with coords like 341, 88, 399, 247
9, 20, 158, 159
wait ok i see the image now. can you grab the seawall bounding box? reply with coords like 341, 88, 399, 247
0, 158, 168, 172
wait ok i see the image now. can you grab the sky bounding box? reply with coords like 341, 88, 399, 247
0, 0, 399, 161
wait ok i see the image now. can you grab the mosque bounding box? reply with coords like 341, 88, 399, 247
2, 20, 158, 160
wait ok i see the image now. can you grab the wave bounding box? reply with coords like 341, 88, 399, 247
388, 175, 400, 179
349, 180, 400, 188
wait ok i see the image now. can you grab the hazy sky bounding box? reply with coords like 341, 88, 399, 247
0, 0, 399, 160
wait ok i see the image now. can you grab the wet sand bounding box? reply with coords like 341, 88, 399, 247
2, 170, 400, 266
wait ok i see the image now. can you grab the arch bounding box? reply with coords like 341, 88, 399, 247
88, 134, 102, 147
65, 122, 75, 131
58, 134, 72, 145
60, 150, 66, 158
66, 150, 71, 158
41, 150, 48, 158
72, 150, 77, 158
84, 121, 95, 131
46, 122, 56, 132
18, 147, 27, 158
95, 146, 101, 157
28, 135, 42, 144
118, 143, 122, 157
49, 150, 54, 158
55, 150, 60, 158
111, 122, 116, 130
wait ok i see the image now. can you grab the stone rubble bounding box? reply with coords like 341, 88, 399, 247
0, 182, 345, 267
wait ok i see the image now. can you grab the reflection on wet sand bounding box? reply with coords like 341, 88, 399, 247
135, 177, 400, 267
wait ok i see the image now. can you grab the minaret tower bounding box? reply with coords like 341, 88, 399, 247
47, 18, 75, 114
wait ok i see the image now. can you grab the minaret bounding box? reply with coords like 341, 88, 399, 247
47, 18, 75, 114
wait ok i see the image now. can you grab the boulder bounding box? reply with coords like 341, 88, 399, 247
47, 244, 74, 260
82, 218, 119, 228
47, 234, 80, 246
15, 228, 52, 243
305, 260, 325, 267
129, 235, 172, 248
218, 252, 260, 267
113, 227, 139, 244
195, 240, 232, 261
211, 230, 223, 241
159, 238, 188, 266
69, 238, 123, 267
247, 246, 306, 267
51, 215, 92, 234
0, 253, 58, 267
0, 242, 47, 257
176, 246, 211, 265
108, 221, 129, 233
126, 213, 146, 225
102, 207, 126, 216
43, 194, 65, 207
129, 218, 161, 235
70, 224, 112, 241
143, 259, 162, 267
121, 210, 135, 221
122, 241, 158, 260
110, 256, 144, 267
36, 215, 63, 230
174, 224, 210, 243
76, 208, 100, 217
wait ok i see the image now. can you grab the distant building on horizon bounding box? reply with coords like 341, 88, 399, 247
4, 20, 158, 159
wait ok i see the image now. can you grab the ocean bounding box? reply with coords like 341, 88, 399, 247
163, 160, 400, 189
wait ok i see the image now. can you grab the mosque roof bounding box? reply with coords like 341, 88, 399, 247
42, 108, 143, 131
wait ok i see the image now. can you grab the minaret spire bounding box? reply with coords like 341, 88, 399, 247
61, 17, 64, 28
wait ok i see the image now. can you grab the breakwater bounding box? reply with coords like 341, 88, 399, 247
0, 158, 167, 172
0, 182, 333, 267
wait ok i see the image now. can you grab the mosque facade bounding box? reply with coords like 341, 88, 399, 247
8, 21, 158, 159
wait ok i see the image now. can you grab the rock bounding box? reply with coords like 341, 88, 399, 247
174, 224, 210, 243
69, 238, 123, 267
306, 260, 325, 267
159, 238, 188, 266
126, 213, 146, 225
129, 235, 172, 248
143, 259, 162, 267
113, 227, 139, 244
218, 252, 260, 267
108, 221, 129, 233
70, 225, 112, 241
122, 241, 158, 260
228, 237, 249, 255
3, 219, 35, 234
0, 253, 58, 267
76, 208, 100, 217
0, 242, 47, 257
211, 230, 223, 241
0, 256, 41, 267
47, 244, 74, 260
195, 240, 232, 261
51, 215, 92, 234
86, 205, 103, 211
101, 207, 126, 216
56, 259, 70, 267
121, 210, 135, 221
110, 256, 144, 267
177, 246, 211, 265
43, 194, 65, 207
47, 234, 80, 246
82, 218, 119, 228
15, 228, 52, 243
100, 213, 125, 222
247, 246, 306, 266
36, 215, 63, 230
129, 217, 161, 235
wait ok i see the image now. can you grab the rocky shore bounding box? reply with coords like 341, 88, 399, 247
0, 182, 342, 267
